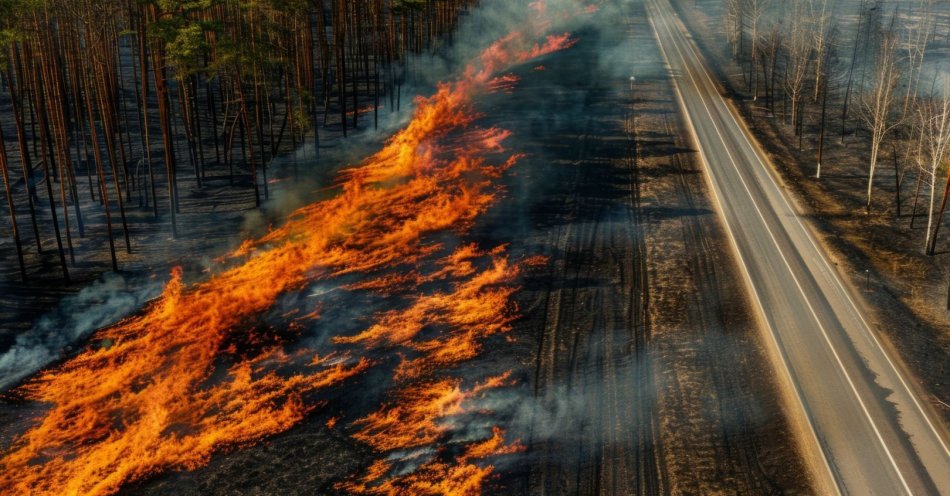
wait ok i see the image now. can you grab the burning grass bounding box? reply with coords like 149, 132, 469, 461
0, 2, 586, 495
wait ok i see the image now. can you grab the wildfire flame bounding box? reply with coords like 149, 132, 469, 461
0, 2, 580, 495
339, 375, 524, 495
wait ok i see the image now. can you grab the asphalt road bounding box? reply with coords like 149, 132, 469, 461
645, 0, 950, 494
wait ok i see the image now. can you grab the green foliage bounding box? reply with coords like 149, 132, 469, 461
151, 0, 216, 13
241, 0, 307, 13
298, 89, 314, 108
393, 0, 427, 12
207, 1, 300, 80
0, 28, 19, 53
292, 106, 311, 133
0, 0, 39, 65
146, 0, 221, 78
164, 22, 208, 75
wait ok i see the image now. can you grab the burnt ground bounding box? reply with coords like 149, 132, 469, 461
2, 1, 813, 494
488, 1, 809, 493
673, 0, 950, 426
0, 71, 405, 393
0, 46, 394, 355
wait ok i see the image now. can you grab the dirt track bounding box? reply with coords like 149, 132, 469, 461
126, 1, 811, 493
2, 1, 813, 494
493, 1, 810, 493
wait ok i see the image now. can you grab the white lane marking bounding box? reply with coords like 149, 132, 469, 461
663, 13, 915, 495
644, 3, 842, 495
698, 36, 950, 462
650, 0, 915, 493
668, 0, 950, 463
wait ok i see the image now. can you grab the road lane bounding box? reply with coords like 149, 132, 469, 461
645, 0, 950, 494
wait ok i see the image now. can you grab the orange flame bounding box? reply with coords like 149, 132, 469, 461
340, 375, 522, 496
0, 3, 578, 495
350, 373, 511, 452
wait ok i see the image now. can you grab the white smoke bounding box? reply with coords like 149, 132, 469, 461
0, 273, 163, 391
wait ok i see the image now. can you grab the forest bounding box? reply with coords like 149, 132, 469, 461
718, 0, 950, 257
1, 0, 947, 494
0, 0, 476, 283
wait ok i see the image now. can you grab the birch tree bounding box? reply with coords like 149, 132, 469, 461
810, 0, 835, 102
758, 21, 782, 112
745, 0, 771, 99
917, 81, 950, 255
900, 0, 934, 117
723, 0, 744, 60
784, 1, 813, 138
816, 25, 840, 178
859, 27, 904, 214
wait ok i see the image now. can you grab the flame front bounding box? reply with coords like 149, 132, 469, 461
0, 3, 582, 495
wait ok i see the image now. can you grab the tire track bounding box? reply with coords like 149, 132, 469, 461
524, 55, 660, 496
509, 1, 808, 494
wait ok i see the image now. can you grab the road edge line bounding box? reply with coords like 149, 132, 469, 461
645, 2, 841, 494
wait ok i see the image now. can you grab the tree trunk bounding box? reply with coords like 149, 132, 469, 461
927, 168, 950, 255
867, 144, 879, 214
817, 77, 829, 178
0, 126, 27, 281
83, 68, 119, 270
4, 58, 43, 255
151, 38, 179, 238
891, 143, 902, 217
910, 170, 923, 228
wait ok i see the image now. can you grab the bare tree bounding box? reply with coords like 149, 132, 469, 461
723, 0, 745, 60
841, 0, 876, 143
916, 80, 950, 255
784, 1, 813, 140
932, 163, 950, 255
810, 0, 835, 102
909, 99, 929, 228
859, 26, 904, 213
881, 3, 932, 217
758, 21, 782, 112
745, 0, 772, 99
816, 25, 840, 178
900, 0, 934, 117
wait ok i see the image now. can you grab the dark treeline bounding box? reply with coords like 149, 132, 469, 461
720, 0, 950, 256
0, 0, 477, 283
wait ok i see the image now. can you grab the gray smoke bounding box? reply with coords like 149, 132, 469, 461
0, 273, 163, 391
0, 0, 618, 392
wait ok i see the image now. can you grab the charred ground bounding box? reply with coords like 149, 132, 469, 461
2, 1, 814, 495
105, 1, 811, 494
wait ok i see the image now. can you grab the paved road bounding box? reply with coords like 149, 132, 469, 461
645, 0, 950, 494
